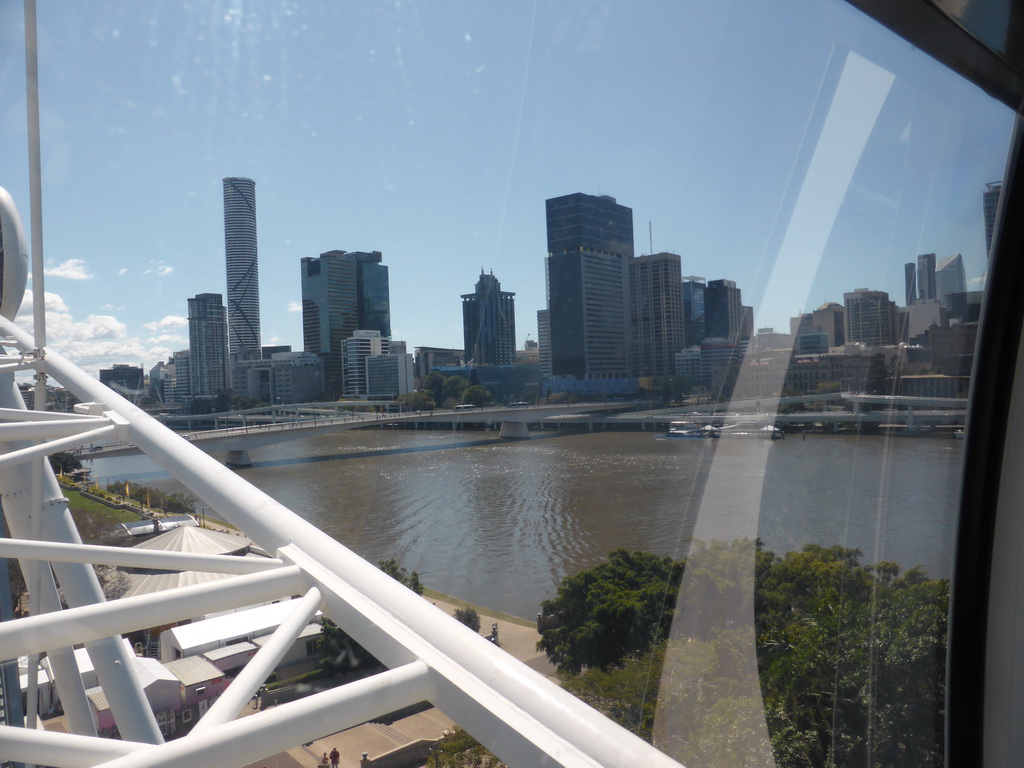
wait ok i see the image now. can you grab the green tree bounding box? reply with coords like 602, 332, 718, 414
560, 643, 665, 742
866, 353, 889, 395
377, 558, 424, 595
454, 606, 481, 632
396, 390, 435, 411
537, 549, 684, 674
49, 451, 83, 475
419, 371, 446, 405
462, 385, 491, 407
433, 726, 507, 767
442, 375, 469, 403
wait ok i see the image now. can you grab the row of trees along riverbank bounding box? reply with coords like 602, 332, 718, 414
534, 543, 947, 768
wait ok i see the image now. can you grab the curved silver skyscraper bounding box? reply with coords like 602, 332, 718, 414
223, 177, 261, 359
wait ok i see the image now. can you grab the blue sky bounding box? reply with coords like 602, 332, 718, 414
0, 1, 1014, 376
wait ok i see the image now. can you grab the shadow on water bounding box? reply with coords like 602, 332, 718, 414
241, 430, 573, 469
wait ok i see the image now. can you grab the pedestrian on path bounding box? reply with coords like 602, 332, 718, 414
330, 746, 340, 767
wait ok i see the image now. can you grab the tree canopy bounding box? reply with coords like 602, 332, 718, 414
540, 542, 948, 767
377, 558, 423, 595
462, 385, 491, 407
537, 549, 684, 674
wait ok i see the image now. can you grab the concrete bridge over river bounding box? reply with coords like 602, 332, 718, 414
80, 402, 636, 466
79, 393, 967, 466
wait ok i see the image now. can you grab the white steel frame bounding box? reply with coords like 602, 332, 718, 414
0, 314, 685, 768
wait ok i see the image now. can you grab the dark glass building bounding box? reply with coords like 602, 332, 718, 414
98, 364, 144, 395
462, 270, 516, 366
301, 250, 390, 397
704, 279, 744, 342
544, 193, 633, 379
682, 276, 706, 347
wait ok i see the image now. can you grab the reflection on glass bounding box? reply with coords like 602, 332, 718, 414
1, 0, 1014, 765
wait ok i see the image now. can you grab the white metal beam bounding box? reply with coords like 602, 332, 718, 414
0, 423, 117, 468
0, 726, 144, 767
0, 417, 113, 441
0, 565, 306, 661
0, 537, 285, 573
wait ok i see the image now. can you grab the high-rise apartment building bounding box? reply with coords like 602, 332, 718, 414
223, 177, 261, 359
844, 288, 898, 346
462, 270, 516, 366
916, 253, 937, 301
301, 250, 391, 397
984, 181, 1002, 255
188, 293, 229, 397
170, 350, 191, 403
936, 253, 967, 307
682, 277, 706, 347
342, 329, 389, 397
629, 252, 685, 377
544, 193, 632, 379
704, 279, 744, 341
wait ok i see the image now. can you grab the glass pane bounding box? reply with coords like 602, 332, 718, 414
0, 0, 1013, 765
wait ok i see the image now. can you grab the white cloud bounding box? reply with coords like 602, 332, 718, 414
13, 290, 177, 376
143, 261, 174, 276
143, 314, 188, 331
44, 259, 93, 280
287, 301, 302, 312
118, 268, 129, 276
147, 333, 187, 344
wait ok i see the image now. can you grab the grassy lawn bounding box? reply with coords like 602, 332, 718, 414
61, 488, 142, 524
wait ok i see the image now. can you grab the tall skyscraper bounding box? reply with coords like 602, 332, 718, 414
844, 288, 898, 345
984, 181, 1002, 255
704, 279, 744, 341
916, 253, 937, 301
629, 252, 685, 377
462, 270, 516, 366
188, 293, 229, 397
682, 276, 706, 347
904, 262, 918, 306
223, 177, 261, 359
301, 250, 391, 397
936, 253, 967, 307
544, 193, 632, 379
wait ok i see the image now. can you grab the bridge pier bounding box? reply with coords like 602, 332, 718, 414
498, 422, 530, 439
226, 449, 252, 468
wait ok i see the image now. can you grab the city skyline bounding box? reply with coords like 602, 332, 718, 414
0, 3, 1011, 376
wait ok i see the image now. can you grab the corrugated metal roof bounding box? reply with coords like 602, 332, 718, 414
131, 525, 250, 555
164, 656, 224, 687
120, 527, 265, 599
85, 686, 109, 712
203, 641, 257, 661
